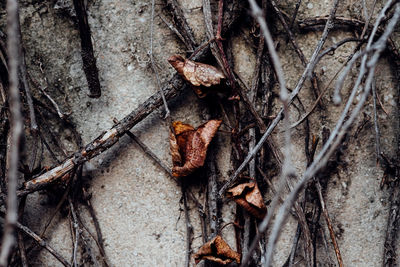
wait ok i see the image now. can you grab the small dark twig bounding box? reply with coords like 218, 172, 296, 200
28, 73, 69, 120
158, 14, 187, 48
69, 199, 79, 267
270, 0, 322, 102
164, 0, 197, 51
16, 11, 37, 133
315, 180, 343, 267
182, 187, 192, 267
288, 0, 302, 34
17, 198, 28, 267
288, 225, 301, 267
150, 0, 170, 119
82, 188, 109, 267
371, 79, 382, 162
2, 216, 72, 267
207, 151, 219, 240
72, 0, 101, 98
113, 118, 172, 177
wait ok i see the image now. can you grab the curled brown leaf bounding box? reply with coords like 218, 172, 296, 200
168, 55, 225, 97
194, 235, 241, 265
169, 120, 222, 178
226, 182, 267, 220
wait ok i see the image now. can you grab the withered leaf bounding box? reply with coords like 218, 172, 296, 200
194, 235, 241, 265
169, 120, 222, 178
226, 182, 267, 220
168, 55, 225, 98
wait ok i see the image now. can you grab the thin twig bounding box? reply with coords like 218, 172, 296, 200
17, 198, 28, 267
82, 188, 109, 267
182, 187, 192, 267
17, 11, 37, 133
0, 0, 24, 265
270, 0, 322, 101
28, 73, 69, 120
202, 0, 225, 79
289, 37, 360, 130
72, 0, 101, 98
288, 0, 302, 34
6, 218, 71, 267
150, 0, 170, 119
164, 0, 197, 51
315, 180, 343, 267
69, 200, 79, 267
113, 118, 173, 177
287, 225, 301, 267
372, 78, 382, 162
158, 14, 187, 48
207, 151, 219, 240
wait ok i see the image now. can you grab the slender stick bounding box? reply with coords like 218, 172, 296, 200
0, 0, 24, 265
17, 198, 28, 267
289, 37, 360, 130
270, 0, 322, 101
69, 200, 79, 267
315, 180, 343, 267
182, 187, 192, 267
164, 0, 197, 51
371, 79, 382, 161
72, 0, 101, 98
207, 152, 219, 239
150, 0, 170, 119
289, 0, 302, 33
125, 130, 173, 177
15, 220, 71, 267
17, 12, 37, 133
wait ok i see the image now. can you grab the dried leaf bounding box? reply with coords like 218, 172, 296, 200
169, 130, 182, 166
169, 120, 222, 177
168, 55, 225, 97
227, 182, 267, 220
194, 235, 241, 265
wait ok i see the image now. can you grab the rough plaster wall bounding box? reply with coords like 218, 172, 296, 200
2, 0, 399, 266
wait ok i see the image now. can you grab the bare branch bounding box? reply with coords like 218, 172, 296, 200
0, 0, 24, 265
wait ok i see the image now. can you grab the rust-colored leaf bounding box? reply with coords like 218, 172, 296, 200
194, 235, 241, 265
226, 182, 267, 220
168, 55, 225, 97
169, 120, 222, 178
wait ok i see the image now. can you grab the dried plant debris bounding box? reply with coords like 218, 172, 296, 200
194, 235, 241, 265
170, 120, 222, 177
168, 55, 225, 97
226, 182, 267, 220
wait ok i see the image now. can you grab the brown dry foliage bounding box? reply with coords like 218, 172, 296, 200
168, 55, 225, 97
169, 120, 222, 177
226, 182, 267, 219
194, 235, 241, 265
